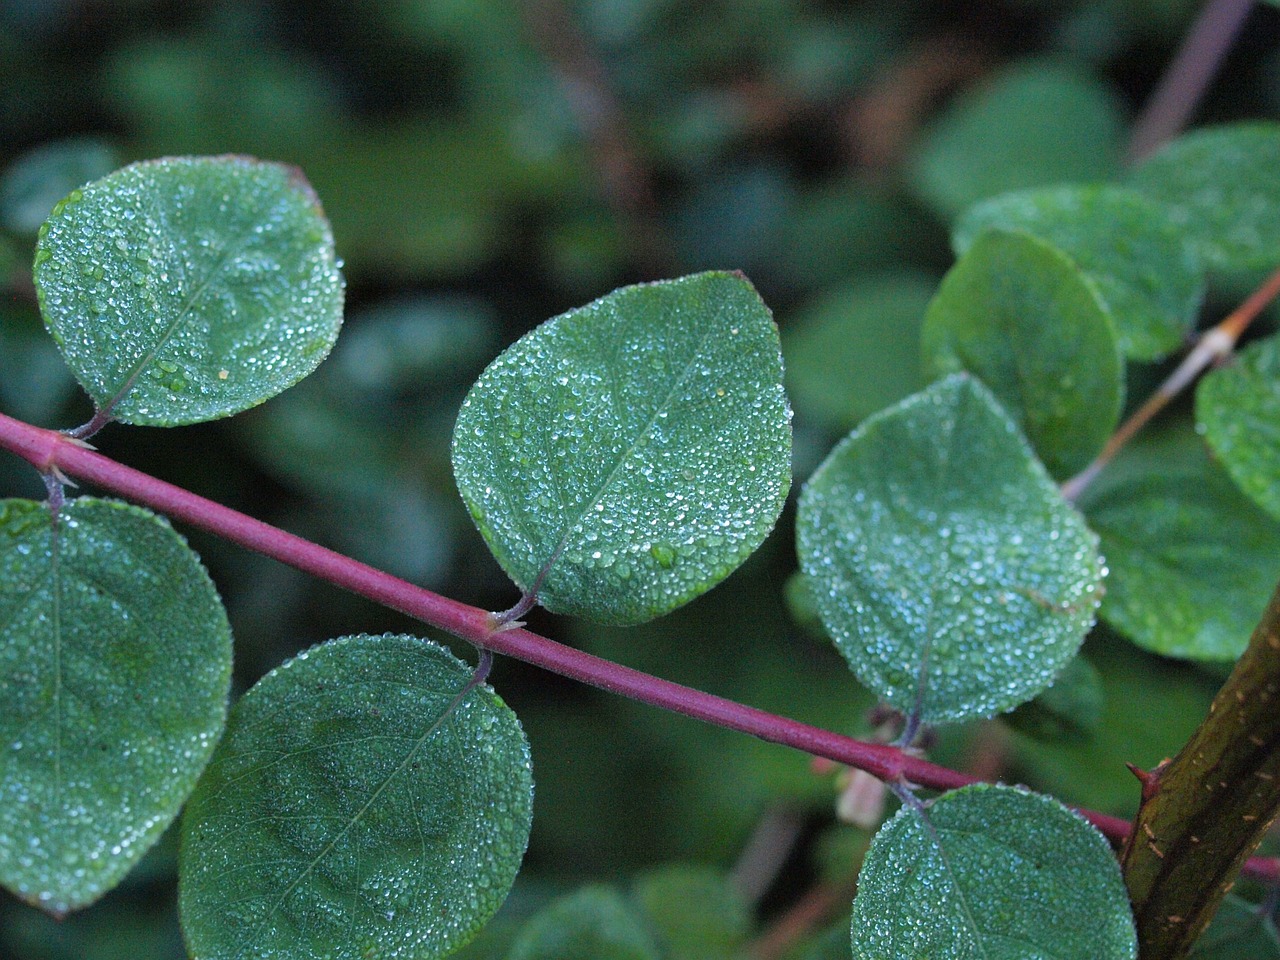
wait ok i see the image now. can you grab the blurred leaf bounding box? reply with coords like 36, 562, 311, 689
179, 634, 533, 960
770, 179, 936, 293
850, 785, 1136, 959
0, 138, 118, 236
632, 865, 751, 960
953, 184, 1203, 360
303, 121, 580, 278
909, 59, 1125, 222
507, 886, 660, 960
1189, 894, 1280, 958
1010, 625, 1220, 816
1197, 334, 1280, 522
0, 498, 231, 914
103, 36, 343, 158
1082, 425, 1280, 660
796, 375, 1103, 724
671, 162, 795, 274
1002, 654, 1104, 743
783, 271, 936, 432
922, 229, 1123, 478
33, 156, 345, 426
0, 302, 78, 425
328, 296, 498, 397
453, 272, 791, 624
1128, 122, 1280, 272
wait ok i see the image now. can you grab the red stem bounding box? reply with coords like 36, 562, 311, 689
0, 410, 1276, 881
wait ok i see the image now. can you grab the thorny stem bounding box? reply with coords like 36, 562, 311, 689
1061, 262, 1280, 503
1124, 0, 1256, 164
0, 410, 1278, 883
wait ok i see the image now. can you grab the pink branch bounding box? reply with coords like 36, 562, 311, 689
0, 410, 1275, 881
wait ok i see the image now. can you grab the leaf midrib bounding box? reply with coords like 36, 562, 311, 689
99, 188, 274, 418
529, 311, 721, 593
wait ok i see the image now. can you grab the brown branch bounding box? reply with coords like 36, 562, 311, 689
1062, 262, 1280, 502
1125, 0, 1255, 165
1122, 579, 1280, 959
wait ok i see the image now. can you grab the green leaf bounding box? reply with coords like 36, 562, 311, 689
1009, 627, 1221, 816
179, 633, 533, 960
850, 784, 1136, 959
921, 229, 1124, 478
1190, 894, 1280, 958
33, 155, 345, 426
1002, 654, 1104, 744
908, 59, 1124, 222
782, 271, 937, 432
1083, 425, 1280, 660
0, 137, 118, 235
1197, 335, 1280, 522
632, 865, 751, 960
0, 498, 232, 914
953, 184, 1204, 360
796, 375, 1103, 724
452, 271, 792, 625
507, 886, 660, 960
1127, 122, 1280, 272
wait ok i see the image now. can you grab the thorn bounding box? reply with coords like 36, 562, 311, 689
1127, 760, 1168, 803
62, 436, 97, 450
492, 618, 526, 633
48, 465, 78, 488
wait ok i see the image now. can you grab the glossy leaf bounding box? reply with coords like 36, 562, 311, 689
507, 886, 660, 960
1083, 426, 1280, 660
922, 229, 1123, 479
783, 271, 936, 432
33, 155, 345, 426
0, 498, 232, 914
1127, 122, 1280, 272
179, 633, 533, 960
452, 271, 791, 625
850, 784, 1136, 959
909, 59, 1124, 221
953, 184, 1203, 360
1197, 335, 1280, 521
797, 375, 1103, 724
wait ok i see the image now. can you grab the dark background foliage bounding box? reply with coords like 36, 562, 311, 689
2, 1, 1279, 956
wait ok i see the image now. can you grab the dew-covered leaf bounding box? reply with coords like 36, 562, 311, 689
507, 886, 660, 960
921, 229, 1123, 479
1127, 122, 1280, 273
782, 271, 936, 432
0, 497, 232, 914
850, 784, 1136, 959
908, 59, 1124, 222
178, 633, 533, 960
953, 184, 1203, 360
1082, 425, 1280, 660
1196, 335, 1280, 522
33, 155, 344, 426
797, 375, 1102, 724
452, 271, 791, 625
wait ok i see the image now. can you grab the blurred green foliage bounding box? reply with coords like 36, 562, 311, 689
2, 0, 1279, 957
